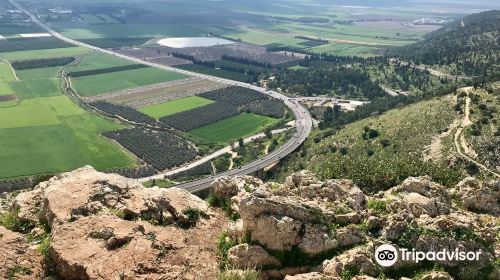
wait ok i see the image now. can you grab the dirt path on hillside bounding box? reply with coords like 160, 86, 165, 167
424, 117, 460, 162
453, 87, 500, 178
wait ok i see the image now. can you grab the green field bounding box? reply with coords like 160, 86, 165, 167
71, 67, 189, 96
11, 67, 61, 99
70, 52, 135, 72
0, 63, 17, 96
139, 96, 215, 119
0, 47, 90, 61
189, 113, 278, 143
0, 50, 134, 179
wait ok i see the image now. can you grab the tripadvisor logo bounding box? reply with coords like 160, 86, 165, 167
374, 244, 482, 267
375, 244, 398, 267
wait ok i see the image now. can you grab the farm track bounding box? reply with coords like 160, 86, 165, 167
12, 0, 313, 193
453, 87, 500, 178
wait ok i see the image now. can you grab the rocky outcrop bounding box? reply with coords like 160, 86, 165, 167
212, 172, 499, 280
12, 166, 211, 229
0, 226, 44, 279
452, 177, 500, 214
7, 166, 225, 280
2, 168, 498, 280
227, 243, 281, 268
385, 176, 451, 217
322, 247, 377, 277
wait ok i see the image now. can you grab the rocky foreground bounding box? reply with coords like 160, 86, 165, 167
0, 167, 498, 279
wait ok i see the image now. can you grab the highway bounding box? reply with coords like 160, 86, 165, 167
11, 0, 314, 193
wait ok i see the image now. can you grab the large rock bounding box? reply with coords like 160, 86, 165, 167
50, 214, 224, 279
0, 226, 44, 279
12, 166, 211, 229
212, 176, 263, 200
9, 166, 225, 280
322, 247, 377, 277
282, 171, 367, 211
453, 177, 500, 214
385, 176, 451, 217
227, 243, 281, 268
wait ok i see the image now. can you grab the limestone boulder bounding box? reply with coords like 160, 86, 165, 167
227, 243, 281, 268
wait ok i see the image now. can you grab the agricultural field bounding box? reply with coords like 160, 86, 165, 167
103, 128, 197, 171
198, 86, 268, 106
70, 66, 189, 96
0, 47, 135, 179
189, 112, 278, 143
11, 67, 61, 99
0, 63, 17, 97
86, 77, 226, 109
70, 52, 135, 72
0, 95, 134, 178
0, 47, 89, 61
0, 37, 74, 53
139, 96, 215, 119
160, 102, 239, 131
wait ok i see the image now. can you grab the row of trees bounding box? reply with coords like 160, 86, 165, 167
90, 101, 160, 127
69, 64, 148, 77
11, 57, 75, 70
0, 37, 73, 53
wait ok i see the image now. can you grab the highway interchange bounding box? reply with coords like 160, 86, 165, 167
10, 0, 314, 193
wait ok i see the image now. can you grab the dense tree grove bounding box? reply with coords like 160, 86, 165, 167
69, 64, 148, 77
103, 128, 197, 171
386, 10, 500, 78
89, 101, 160, 127
160, 102, 239, 131
267, 63, 386, 99
198, 86, 268, 106
11, 57, 75, 70
0, 37, 73, 52
221, 55, 271, 68
242, 99, 286, 118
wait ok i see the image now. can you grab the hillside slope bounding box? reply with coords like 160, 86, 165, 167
387, 10, 500, 78
276, 95, 466, 192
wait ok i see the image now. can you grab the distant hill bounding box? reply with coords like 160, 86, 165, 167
387, 10, 500, 78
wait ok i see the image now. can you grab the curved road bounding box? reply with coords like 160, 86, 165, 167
11, 0, 313, 193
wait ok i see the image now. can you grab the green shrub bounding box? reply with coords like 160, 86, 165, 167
217, 232, 237, 269
6, 265, 32, 280
37, 235, 57, 276
0, 210, 35, 234
178, 208, 208, 228
367, 199, 387, 214
341, 266, 359, 280
217, 269, 259, 280
207, 194, 240, 221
